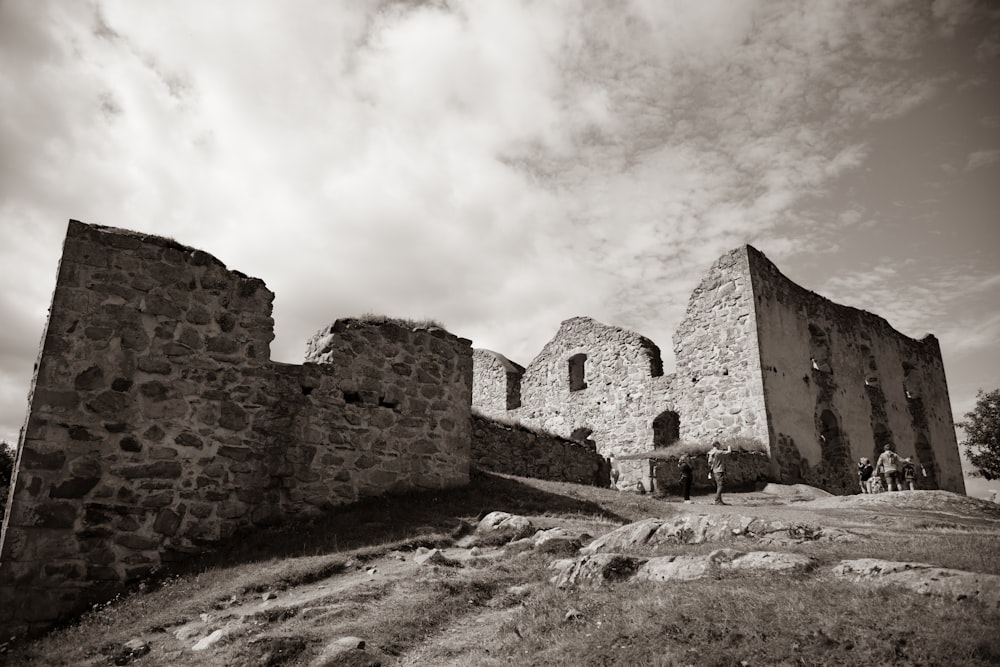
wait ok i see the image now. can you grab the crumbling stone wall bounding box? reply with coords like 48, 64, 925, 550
0, 221, 472, 637
471, 415, 605, 485
471, 349, 524, 419
471, 245, 964, 498
746, 247, 964, 494
484, 317, 674, 459
671, 247, 769, 448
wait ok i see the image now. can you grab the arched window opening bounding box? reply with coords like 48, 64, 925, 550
652, 410, 680, 449
568, 353, 587, 392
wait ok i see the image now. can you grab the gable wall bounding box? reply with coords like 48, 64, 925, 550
497, 317, 673, 458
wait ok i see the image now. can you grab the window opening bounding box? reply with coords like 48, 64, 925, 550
568, 353, 587, 392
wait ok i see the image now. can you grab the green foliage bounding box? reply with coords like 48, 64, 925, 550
959, 389, 1000, 480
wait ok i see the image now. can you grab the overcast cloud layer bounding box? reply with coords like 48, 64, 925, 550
1, 0, 997, 496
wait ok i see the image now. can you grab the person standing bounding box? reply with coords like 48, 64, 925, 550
858, 457, 874, 493
901, 457, 917, 491
707, 441, 733, 505
678, 454, 693, 504
875, 444, 902, 492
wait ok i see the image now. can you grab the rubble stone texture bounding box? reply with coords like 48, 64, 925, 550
472, 246, 965, 496
471, 415, 605, 486
0, 221, 472, 636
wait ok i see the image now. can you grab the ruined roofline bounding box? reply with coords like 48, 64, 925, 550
551, 316, 665, 372
741, 244, 941, 349
474, 349, 525, 374
68, 219, 232, 274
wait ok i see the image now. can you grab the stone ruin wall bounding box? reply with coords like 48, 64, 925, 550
471, 415, 606, 486
475, 317, 674, 461
670, 247, 769, 449
746, 247, 965, 494
0, 221, 472, 636
471, 245, 965, 496
470, 350, 524, 420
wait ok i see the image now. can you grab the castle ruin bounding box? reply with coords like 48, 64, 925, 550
0, 222, 965, 636
0, 221, 472, 636
472, 246, 965, 496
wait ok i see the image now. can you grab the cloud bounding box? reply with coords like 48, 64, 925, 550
0, 0, 991, 442
965, 149, 1000, 171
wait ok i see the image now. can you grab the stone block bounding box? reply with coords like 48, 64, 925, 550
49, 476, 101, 499
115, 533, 161, 551
219, 401, 248, 430
34, 502, 78, 529
20, 446, 67, 470
86, 391, 130, 418
153, 508, 184, 536
119, 461, 183, 479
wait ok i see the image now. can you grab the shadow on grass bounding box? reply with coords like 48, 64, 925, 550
177, 470, 625, 575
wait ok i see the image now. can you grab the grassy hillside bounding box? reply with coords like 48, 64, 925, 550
3, 470, 1000, 666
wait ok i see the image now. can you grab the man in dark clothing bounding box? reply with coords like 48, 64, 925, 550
678, 455, 693, 503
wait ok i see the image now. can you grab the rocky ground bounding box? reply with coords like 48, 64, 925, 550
6, 484, 1000, 666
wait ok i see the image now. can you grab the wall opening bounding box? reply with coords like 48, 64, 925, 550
808, 323, 831, 373
902, 361, 919, 399
505, 371, 522, 410
652, 410, 680, 449
568, 353, 587, 392
819, 409, 853, 493
914, 432, 939, 489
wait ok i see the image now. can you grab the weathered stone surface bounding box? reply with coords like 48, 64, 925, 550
472, 415, 605, 486
832, 559, 1000, 607
550, 553, 646, 588
413, 548, 459, 567
580, 516, 857, 554
474, 512, 535, 544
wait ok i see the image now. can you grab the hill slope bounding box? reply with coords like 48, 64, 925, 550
4, 472, 1000, 666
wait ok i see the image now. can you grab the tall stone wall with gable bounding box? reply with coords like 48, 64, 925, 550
670, 247, 769, 449
0, 221, 472, 637
490, 316, 674, 459
746, 247, 964, 494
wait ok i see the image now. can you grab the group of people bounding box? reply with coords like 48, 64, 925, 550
858, 443, 923, 493
675, 441, 733, 505
621, 440, 926, 502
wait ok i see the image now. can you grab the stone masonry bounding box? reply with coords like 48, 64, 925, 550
0, 221, 472, 637
472, 246, 965, 497
471, 414, 606, 486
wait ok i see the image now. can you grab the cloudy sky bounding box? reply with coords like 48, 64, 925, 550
0, 1, 997, 496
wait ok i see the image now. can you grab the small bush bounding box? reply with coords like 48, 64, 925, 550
644, 435, 768, 460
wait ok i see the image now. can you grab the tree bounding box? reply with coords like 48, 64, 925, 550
0, 442, 14, 518
959, 389, 1000, 481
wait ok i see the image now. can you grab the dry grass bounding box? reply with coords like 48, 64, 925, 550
353, 313, 446, 330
